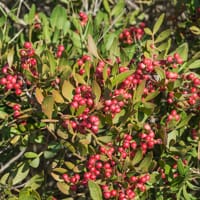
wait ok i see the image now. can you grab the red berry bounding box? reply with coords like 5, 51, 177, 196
24, 42, 32, 49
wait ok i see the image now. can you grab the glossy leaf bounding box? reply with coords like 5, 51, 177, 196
155, 29, 171, 43
153, 14, 165, 34
111, 70, 135, 87
88, 180, 103, 200
131, 149, 143, 166
103, 0, 111, 14
24, 152, 38, 159
50, 5, 67, 29
144, 28, 153, 35
171, 42, 188, 61
188, 59, 200, 69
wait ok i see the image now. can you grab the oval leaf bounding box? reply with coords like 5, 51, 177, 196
153, 13, 165, 34
52, 89, 65, 103
92, 80, 101, 103
41, 96, 54, 119
62, 80, 74, 101
88, 34, 100, 59
155, 29, 171, 43
88, 180, 103, 200
35, 88, 44, 104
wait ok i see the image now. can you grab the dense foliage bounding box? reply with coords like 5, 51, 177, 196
0, 0, 200, 199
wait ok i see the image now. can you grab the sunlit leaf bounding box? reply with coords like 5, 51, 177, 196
88, 180, 103, 200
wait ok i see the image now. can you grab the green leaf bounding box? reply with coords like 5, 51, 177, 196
92, 80, 101, 104
88, 180, 103, 200
25, 174, 44, 190
111, 0, 125, 17
73, 73, 87, 85
44, 150, 57, 159
45, 50, 57, 76
57, 182, 70, 195
103, 0, 111, 14
27, 4, 36, 25
144, 28, 153, 35
0, 110, 8, 119
7, 48, 14, 67
170, 43, 188, 61
111, 70, 135, 87
62, 80, 74, 101
24, 152, 38, 158
30, 157, 40, 168
144, 90, 160, 102
166, 130, 178, 148
155, 29, 171, 43
176, 114, 192, 129
154, 66, 166, 80
97, 136, 113, 143
0, 172, 10, 185
190, 26, 200, 35
134, 80, 146, 102
153, 14, 165, 34
131, 149, 143, 166
70, 31, 81, 49
39, 13, 51, 43
113, 109, 126, 124
88, 34, 101, 59
12, 163, 30, 185
65, 161, 75, 170
50, 5, 67, 29
177, 159, 185, 176
41, 96, 54, 119
138, 152, 153, 172
188, 59, 200, 69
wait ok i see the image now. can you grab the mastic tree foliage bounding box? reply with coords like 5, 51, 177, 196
0, 0, 200, 200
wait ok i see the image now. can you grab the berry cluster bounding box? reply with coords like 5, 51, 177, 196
0, 65, 23, 96
61, 132, 153, 199
13, 104, 21, 118
56, 45, 65, 58
20, 42, 38, 77
79, 12, 88, 26
77, 55, 91, 75
167, 110, 180, 122
103, 99, 125, 118
63, 85, 100, 134
119, 22, 146, 44
95, 61, 111, 84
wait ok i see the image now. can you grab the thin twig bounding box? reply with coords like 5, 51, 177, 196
17, 0, 24, 18
0, 147, 26, 174
97, 9, 125, 44
0, 2, 27, 26
8, 28, 24, 44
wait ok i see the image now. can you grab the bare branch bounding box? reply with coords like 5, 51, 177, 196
0, 147, 27, 174
0, 2, 27, 26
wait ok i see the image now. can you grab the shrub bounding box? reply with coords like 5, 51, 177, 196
0, 1, 200, 200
